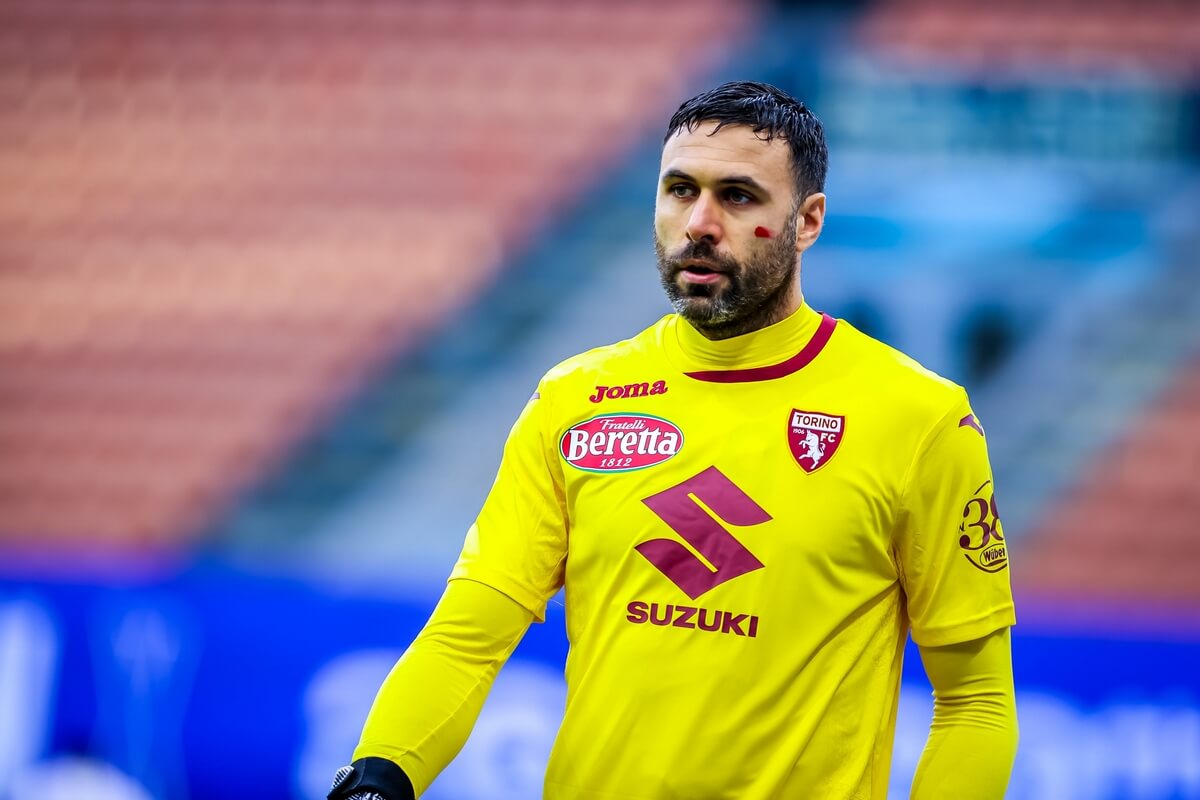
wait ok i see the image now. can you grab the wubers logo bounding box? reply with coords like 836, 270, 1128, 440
959, 480, 1007, 572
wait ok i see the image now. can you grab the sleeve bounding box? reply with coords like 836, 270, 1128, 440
353, 579, 535, 797
895, 389, 1016, 647
910, 628, 1019, 799
449, 381, 569, 620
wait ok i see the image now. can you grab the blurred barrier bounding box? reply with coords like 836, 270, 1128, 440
2, 566, 1198, 799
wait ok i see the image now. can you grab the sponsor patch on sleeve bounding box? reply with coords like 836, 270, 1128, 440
959, 480, 1007, 572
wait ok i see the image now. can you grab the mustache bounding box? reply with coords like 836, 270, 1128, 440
667, 240, 740, 273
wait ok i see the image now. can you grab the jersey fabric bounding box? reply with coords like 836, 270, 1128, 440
449, 301, 1016, 799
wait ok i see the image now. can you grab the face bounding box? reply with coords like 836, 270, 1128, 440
654, 122, 825, 339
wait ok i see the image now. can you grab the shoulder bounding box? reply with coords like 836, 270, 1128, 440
539, 315, 672, 395
829, 318, 968, 428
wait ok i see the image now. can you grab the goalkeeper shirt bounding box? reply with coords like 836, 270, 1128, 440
442, 300, 1014, 799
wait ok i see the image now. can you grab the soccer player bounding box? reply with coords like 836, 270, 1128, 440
328, 81, 1018, 800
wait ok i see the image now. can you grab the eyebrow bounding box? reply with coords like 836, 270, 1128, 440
661, 168, 769, 195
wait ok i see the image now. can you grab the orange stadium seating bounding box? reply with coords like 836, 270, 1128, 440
857, 0, 1200, 81
0, 0, 748, 552
1017, 358, 1200, 604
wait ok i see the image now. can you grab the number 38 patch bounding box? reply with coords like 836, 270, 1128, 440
959, 480, 1008, 573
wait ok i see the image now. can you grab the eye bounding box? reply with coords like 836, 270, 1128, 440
724, 188, 754, 205
667, 183, 695, 199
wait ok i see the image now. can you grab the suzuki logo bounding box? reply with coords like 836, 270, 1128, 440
637, 466, 770, 599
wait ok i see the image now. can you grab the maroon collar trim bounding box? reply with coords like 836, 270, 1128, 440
683, 313, 838, 383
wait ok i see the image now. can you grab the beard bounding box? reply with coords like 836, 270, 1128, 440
655, 212, 799, 340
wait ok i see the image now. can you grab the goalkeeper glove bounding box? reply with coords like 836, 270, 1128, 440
327, 757, 416, 800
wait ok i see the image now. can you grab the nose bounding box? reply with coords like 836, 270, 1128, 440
685, 193, 723, 245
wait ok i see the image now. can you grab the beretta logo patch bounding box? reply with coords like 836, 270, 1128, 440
560, 413, 683, 473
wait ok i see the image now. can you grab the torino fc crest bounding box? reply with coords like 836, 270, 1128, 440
787, 409, 845, 473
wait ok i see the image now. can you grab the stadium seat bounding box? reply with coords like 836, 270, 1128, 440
0, 0, 745, 554
1017, 358, 1200, 603
857, 0, 1200, 80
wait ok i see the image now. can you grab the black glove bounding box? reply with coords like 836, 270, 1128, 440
327, 757, 416, 800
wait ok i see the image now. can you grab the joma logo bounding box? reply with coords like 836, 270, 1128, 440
589, 381, 668, 403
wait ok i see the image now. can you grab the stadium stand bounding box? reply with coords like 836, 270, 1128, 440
794, 0, 1200, 614
1018, 356, 1200, 603
857, 0, 1200, 81
236, 0, 1200, 566
0, 0, 749, 554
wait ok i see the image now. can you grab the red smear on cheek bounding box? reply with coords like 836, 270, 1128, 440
755, 226, 771, 238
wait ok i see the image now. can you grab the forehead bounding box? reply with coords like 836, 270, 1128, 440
660, 121, 791, 185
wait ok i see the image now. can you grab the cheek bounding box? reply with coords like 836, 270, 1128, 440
653, 208, 677, 241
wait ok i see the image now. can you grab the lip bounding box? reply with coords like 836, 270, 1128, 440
680, 258, 723, 272
679, 269, 725, 285
677, 258, 727, 285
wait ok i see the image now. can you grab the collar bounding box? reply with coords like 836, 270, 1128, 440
667, 302, 837, 383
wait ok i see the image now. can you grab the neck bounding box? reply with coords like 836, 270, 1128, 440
668, 294, 824, 375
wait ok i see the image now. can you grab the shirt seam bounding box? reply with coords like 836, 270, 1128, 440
892, 388, 969, 557
538, 375, 571, 588
448, 567, 547, 621
912, 606, 1017, 648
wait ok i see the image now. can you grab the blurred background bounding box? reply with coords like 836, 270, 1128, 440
1, 0, 1198, 797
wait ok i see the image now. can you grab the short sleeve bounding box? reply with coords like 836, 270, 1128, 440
449, 382, 568, 621
896, 390, 1016, 647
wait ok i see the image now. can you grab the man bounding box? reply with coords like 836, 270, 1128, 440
329, 81, 1018, 799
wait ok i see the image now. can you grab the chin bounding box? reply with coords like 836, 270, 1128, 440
677, 297, 735, 326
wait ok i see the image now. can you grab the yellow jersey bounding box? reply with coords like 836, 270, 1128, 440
450, 301, 1015, 799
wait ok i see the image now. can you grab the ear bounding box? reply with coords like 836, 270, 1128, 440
794, 192, 826, 254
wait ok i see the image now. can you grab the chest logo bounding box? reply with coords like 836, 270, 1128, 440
589, 380, 668, 403
787, 409, 845, 473
561, 413, 683, 473
637, 466, 768, 599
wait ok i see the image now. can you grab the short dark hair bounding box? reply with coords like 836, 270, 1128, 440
664, 80, 827, 201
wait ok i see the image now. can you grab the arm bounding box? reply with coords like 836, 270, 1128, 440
332, 385, 567, 799
349, 579, 534, 797
910, 627, 1018, 799
893, 391, 1018, 796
